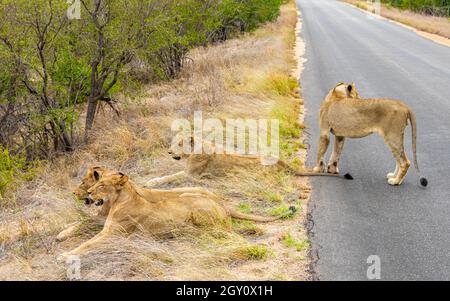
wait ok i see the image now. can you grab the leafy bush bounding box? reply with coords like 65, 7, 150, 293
382, 0, 450, 16
144, 0, 284, 80
0, 147, 35, 201
0, 0, 285, 195
210, 0, 283, 42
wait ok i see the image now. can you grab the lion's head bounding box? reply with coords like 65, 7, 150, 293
168, 132, 195, 160
87, 172, 129, 207
73, 167, 113, 205
326, 82, 360, 102
169, 132, 222, 160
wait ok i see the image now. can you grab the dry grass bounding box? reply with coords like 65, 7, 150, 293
0, 0, 310, 280
343, 0, 450, 39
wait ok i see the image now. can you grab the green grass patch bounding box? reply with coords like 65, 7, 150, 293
282, 232, 310, 252
289, 157, 304, 170
232, 220, 264, 236
237, 203, 252, 214
262, 190, 283, 203
264, 74, 298, 97
270, 96, 305, 161
266, 203, 296, 219
237, 245, 271, 260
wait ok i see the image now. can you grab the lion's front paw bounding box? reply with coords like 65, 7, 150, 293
56, 231, 71, 242
57, 252, 71, 263
388, 178, 400, 186
57, 252, 82, 265
386, 172, 396, 179
56, 223, 80, 242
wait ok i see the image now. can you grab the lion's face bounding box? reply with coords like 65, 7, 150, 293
333, 82, 360, 99
87, 173, 129, 206
73, 167, 111, 204
169, 133, 194, 160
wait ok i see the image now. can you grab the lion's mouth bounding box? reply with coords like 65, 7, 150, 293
172, 156, 181, 161
94, 199, 104, 206
84, 198, 94, 205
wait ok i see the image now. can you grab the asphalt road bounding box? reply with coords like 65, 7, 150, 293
296, 0, 450, 280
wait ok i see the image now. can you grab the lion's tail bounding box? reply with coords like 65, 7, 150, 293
408, 110, 419, 172
229, 206, 297, 223
408, 110, 428, 187
276, 160, 353, 180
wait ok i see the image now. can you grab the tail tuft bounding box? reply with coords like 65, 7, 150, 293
289, 206, 297, 214
419, 177, 428, 188
344, 173, 354, 180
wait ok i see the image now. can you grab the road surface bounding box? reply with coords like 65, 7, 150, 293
296, 0, 450, 280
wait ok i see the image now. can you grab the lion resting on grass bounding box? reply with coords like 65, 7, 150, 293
314, 82, 427, 186
56, 167, 222, 241
145, 133, 352, 187
59, 172, 295, 257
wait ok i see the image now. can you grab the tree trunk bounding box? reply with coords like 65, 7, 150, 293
59, 120, 73, 152
84, 95, 98, 142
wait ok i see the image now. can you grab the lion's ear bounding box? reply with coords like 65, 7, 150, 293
93, 170, 101, 181
117, 172, 129, 185
332, 82, 344, 93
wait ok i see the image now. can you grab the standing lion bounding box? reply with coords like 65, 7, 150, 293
313, 82, 427, 186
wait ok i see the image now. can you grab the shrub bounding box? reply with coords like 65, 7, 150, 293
0, 147, 35, 201
382, 0, 450, 16
0, 0, 286, 166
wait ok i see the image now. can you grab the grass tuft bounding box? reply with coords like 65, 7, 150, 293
266, 203, 297, 219
235, 245, 271, 260
282, 232, 310, 252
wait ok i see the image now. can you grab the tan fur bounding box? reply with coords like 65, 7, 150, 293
60, 173, 289, 257
313, 82, 419, 186
56, 167, 220, 242
146, 133, 349, 187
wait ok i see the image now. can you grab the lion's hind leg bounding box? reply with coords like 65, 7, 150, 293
384, 133, 410, 186
387, 163, 399, 179
313, 131, 330, 173
328, 136, 345, 174
389, 153, 410, 186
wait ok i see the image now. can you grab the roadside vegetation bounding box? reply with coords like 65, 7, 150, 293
382, 0, 449, 17
0, 0, 311, 280
342, 0, 450, 39
0, 0, 283, 200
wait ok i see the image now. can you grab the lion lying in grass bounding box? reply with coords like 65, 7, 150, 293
57, 166, 223, 241
145, 133, 353, 187
314, 82, 427, 186
59, 172, 295, 257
